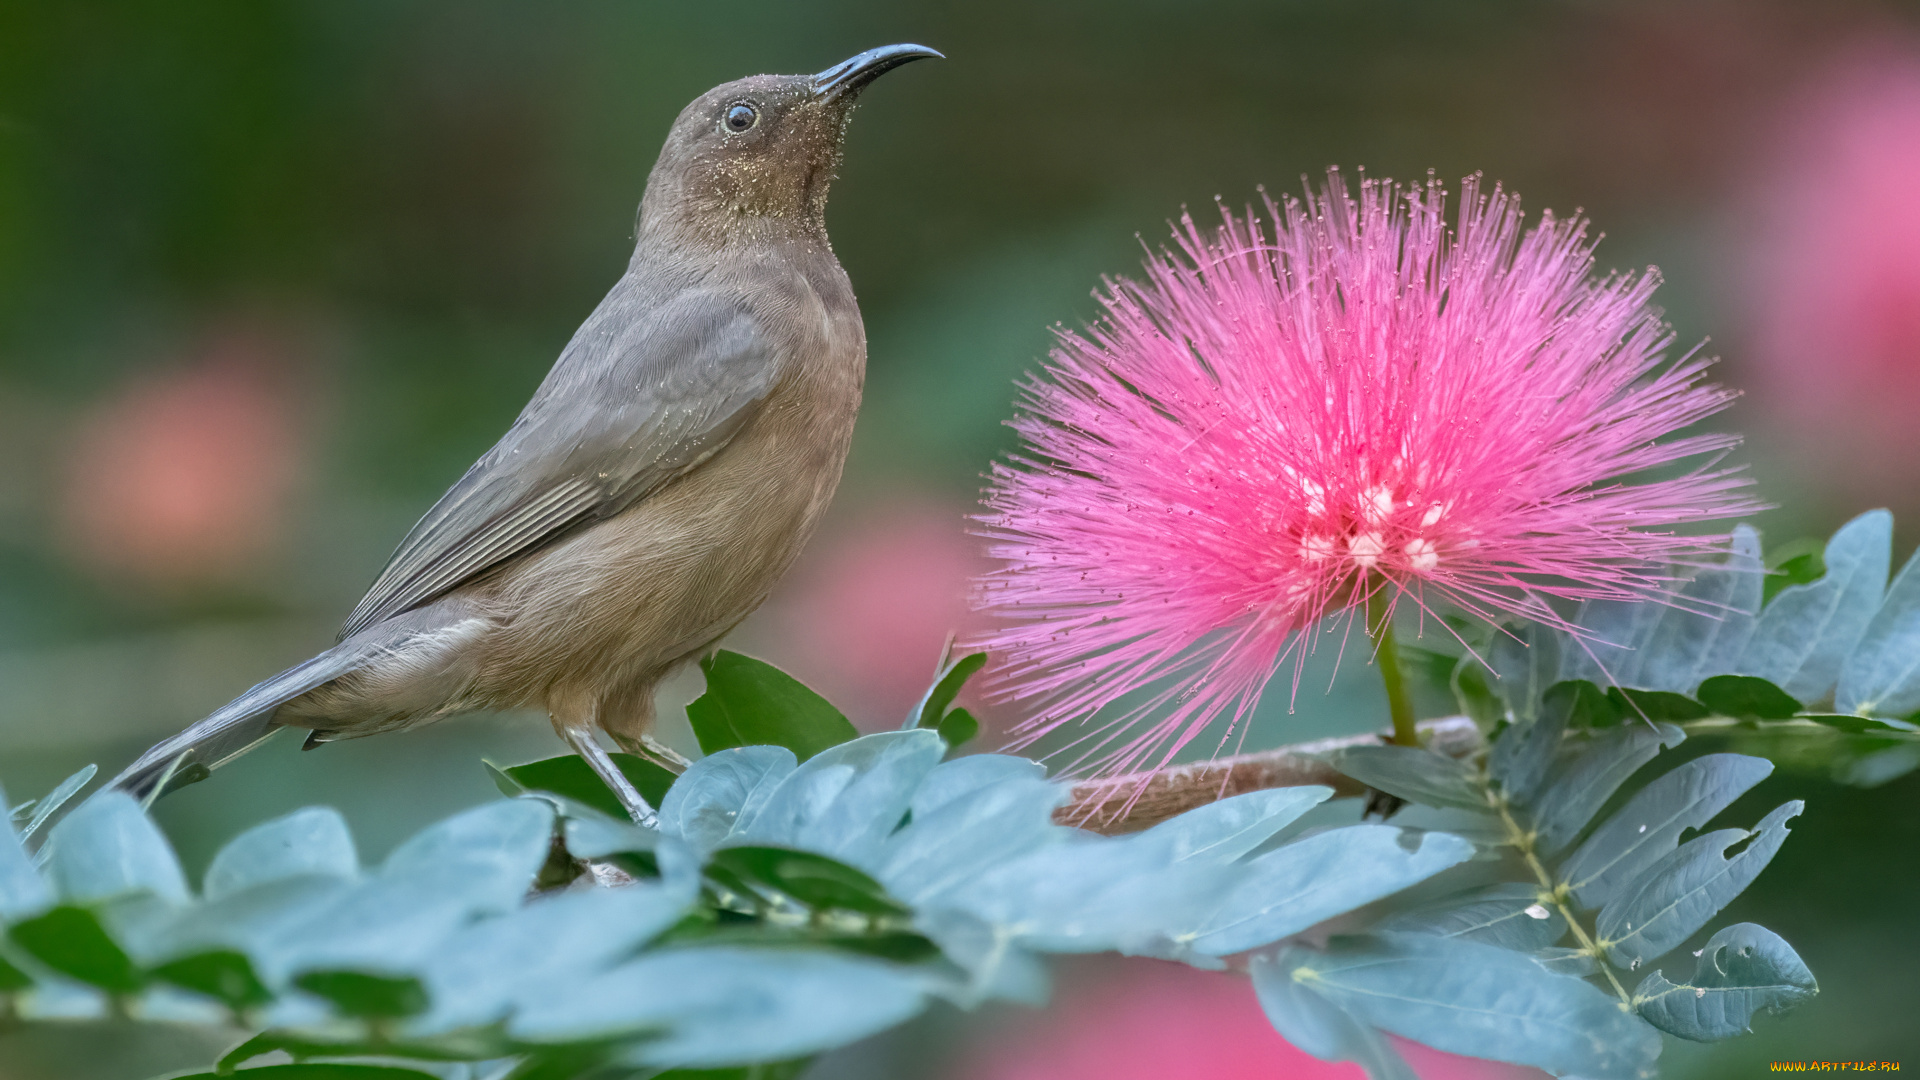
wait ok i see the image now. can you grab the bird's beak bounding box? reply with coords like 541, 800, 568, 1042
811, 44, 943, 100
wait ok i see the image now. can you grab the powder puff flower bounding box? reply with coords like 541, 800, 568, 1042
972, 170, 1757, 778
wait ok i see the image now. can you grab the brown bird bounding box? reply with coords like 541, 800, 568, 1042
109, 44, 943, 825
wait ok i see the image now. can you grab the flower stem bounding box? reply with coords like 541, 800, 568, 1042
1365, 585, 1419, 747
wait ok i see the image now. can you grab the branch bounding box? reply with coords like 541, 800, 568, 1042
1057, 715, 1485, 834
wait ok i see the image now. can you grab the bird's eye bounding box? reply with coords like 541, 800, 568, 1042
723, 103, 759, 133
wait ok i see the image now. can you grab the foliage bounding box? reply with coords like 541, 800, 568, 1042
3, 652, 1479, 1079
9, 499, 1892, 1079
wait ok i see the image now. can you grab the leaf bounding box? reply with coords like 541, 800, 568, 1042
1136, 787, 1331, 865
149, 949, 274, 1011
1839, 743, 1920, 787
1530, 723, 1685, 854
1534, 947, 1599, 977
1632, 526, 1765, 692
1764, 542, 1827, 605
1251, 953, 1419, 1080
380, 799, 555, 910
0, 953, 33, 993
1838, 539, 1920, 716
726, 730, 946, 867
705, 846, 908, 916
688, 651, 858, 762
1280, 932, 1663, 1079
1598, 801, 1801, 968
203, 807, 358, 901
1489, 623, 1560, 721
877, 765, 1066, 907
1738, 509, 1891, 704
293, 970, 430, 1018
1450, 657, 1504, 727
178, 1065, 445, 1080
505, 752, 677, 822
408, 884, 693, 1035
1695, 675, 1803, 720
1540, 679, 1625, 729
19, 765, 96, 841
1560, 597, 1667, 689
8, 905, 144, 993
1562, 752, 1774, 909
937, 708, 980, 749
1607, 687, 1709, 722
1634, 922, 1817, 1041
659, 746, 798, 855
1488, 695, 1568, 807
1189, 826, 1475, 956
0, 784, 53, 920
507, 946, 929, 1068
1379, 883, 1565, 952
916, 652, 987, 730
1319, 745, 1490, 813
44, 791, 189, 905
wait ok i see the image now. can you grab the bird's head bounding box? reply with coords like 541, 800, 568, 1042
639, 45, 941, 247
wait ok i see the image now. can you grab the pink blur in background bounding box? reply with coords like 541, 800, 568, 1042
954, 957, 1544, 1080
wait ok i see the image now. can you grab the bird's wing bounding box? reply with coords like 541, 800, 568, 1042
338, 288, 780, 639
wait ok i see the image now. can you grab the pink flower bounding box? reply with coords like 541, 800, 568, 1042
971, 170, 1756, 777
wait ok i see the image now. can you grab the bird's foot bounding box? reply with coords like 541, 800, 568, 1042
562, 728, 660, 829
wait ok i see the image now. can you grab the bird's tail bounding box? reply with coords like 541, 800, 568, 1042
108, 641, 376, 801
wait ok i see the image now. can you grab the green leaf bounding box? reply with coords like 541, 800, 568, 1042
1540, 680, 1624, 729
916, 652, 987, 730
149, 949, 273, 1011
1534, 946, 1599, 976
0, 783, 53, 920
1607, 687, 1709, 722
8, 905, 143, 994
1560, 599, 1667, 689
0, 952, 34, 993
1279, 932, 1662, 1080
203, 806, 358, 901
936, 708, 980, 749
1634, 922, 1817, 1041
658, 746, 798, 855
1838, 538, 1920, 716
651, 1061, 813, 1080
1320, 745, 1490, 813
1488, 624, 1560, 722
1252, 953, 1419, 1080
1379, 883, 1565, 952
1190, 827, 1475, 956
1764, 544, 1827, 606
1531, 723, 1686, 854
1450, 658, 1504, 727
1137, 787, 1330, 865
44, 791, 189, 905
1797, 714, 1919, 735
1562, 753, 1774, 909
727, 731, 945, 866
293, 970, 430, 1018
508, 946, 930, 1067
1597, 801, 1801, 968
505, 752, 677, 822
689, 651, 858, 761
1696, 675, 1803, 720
1738, 509, 1891, 704
1631, 526, 1764, 692
19, 765, 96, 841
175, 1067, 446, 1080
1488, 695, 1568, 806
705, 846, 908, 916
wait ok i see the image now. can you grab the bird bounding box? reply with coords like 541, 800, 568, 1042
107, 44, 943, 827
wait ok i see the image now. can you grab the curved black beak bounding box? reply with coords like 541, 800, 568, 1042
811, 44, 943, 99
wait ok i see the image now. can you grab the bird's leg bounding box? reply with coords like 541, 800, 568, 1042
610, 731, 692, 773
561, 726, 659, 829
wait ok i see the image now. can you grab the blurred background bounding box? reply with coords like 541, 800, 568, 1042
2, 1, 1918, 1076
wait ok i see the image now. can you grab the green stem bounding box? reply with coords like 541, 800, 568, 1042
1365, 584, 1419, 747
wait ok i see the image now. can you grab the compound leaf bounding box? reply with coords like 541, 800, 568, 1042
1634, 923, 1816, 1041
1737, 510, 1890, 704
1562, 753, 1773, 909
1598, 801, 1801, 968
